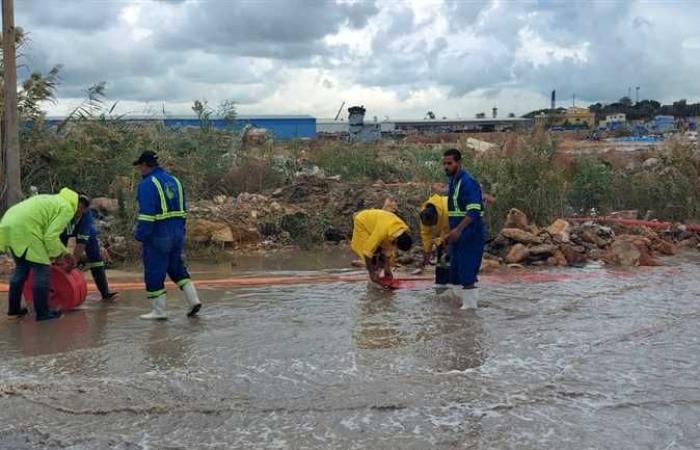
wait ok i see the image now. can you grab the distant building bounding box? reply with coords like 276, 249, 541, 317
653, 115, 676, 133
550, 107, 596, 129
317, 117, 532, 135
45, 114, 317, 140
605, 113, 626, 124
601, 113, 626, 130
389, 117, 532, 133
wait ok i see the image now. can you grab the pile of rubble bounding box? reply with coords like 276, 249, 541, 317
485, 208, 697, 268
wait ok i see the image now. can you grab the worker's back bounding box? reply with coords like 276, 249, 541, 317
136, 167, 187, 242
0, 188, 78, 264
351, 209, 408, 258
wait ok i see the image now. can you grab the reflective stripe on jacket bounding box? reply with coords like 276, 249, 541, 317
447, 170, 484, 226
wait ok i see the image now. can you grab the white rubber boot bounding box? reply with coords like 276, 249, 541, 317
182, 282, 202, 317
459, 288, 479, 310
139, 294, 168, 320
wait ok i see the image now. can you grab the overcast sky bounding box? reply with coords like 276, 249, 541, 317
15, 0, 700, 119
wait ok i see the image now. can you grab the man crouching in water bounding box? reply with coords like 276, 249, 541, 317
442, 149, 487, 309
351, 209, 413, 284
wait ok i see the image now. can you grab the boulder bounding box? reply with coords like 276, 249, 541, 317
500, 228, 543, 245
651, 238, 677, 256
480, 258, 502, 273
560, 244, 587, 265
529, 244, 558, 256
505, 243, 530, 264
678, 237, 699, 248
91, 197, 119, 215
547, 219, 571, 243
504, 208, 529, 230
188, 219, 237, 244
551, 249, 568, 266
581, 229, 610, 248
606, 237, 641, 266
587, 248, 605, 261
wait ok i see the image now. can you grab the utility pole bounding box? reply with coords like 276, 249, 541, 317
2, 0, 21, 208
635, 86, 640, 104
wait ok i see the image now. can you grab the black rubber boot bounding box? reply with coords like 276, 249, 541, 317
91, 267, 118, 301
36, 310, 62, 322
7, 307, 28, 319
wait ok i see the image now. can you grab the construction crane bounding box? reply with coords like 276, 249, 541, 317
334, 101, 345, 121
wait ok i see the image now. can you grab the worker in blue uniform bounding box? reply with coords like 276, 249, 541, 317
133, 151, 202, 320
61, 195, 118, 301
442, 148, 487, 309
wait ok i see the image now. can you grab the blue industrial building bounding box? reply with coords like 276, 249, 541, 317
163, 114, 316, 139
652, 115, 676, 133
45, 114, 317, 140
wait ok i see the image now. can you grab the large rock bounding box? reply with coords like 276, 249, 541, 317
188, 219, 236, 244
547, 219, 571, 243
607, 237, 642, 266
529, 244, 558, 256
551, 249, 568, 266
480, 258, 502, 272
560, 244, 587, 265
581, 229, 610, 248
678, 237, 699, 248
500, 228, 543, 245
605, 235, 659, 266
505, 243, 530, 264
504, 208, 529, 230
651, 238, 677, 256
91, 197, 119, 215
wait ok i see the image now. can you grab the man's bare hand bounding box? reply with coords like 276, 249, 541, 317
444, 229, 461, 245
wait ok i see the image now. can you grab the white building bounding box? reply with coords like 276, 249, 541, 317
604, 113, 626, 124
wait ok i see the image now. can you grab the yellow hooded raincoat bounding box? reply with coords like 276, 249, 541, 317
0, 188, 79, 264
419, 194, 449, 254
351, 209, 409, 262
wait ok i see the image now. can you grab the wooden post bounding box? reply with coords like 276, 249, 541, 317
2, 0, 21, 208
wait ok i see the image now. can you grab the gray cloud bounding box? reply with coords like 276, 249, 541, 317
16, 0, 122, 31
10, 0, 700, 116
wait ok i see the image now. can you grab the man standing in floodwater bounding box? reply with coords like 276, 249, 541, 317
442, 149, 487, 308
133, 151, 202, 320
0, 188, 79, 321
61, 195, 119, 301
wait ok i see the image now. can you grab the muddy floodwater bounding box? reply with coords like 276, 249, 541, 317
1, 250, 700, 449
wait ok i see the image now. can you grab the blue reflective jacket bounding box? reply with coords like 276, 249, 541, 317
447, 169, 484, 230
63, 210, 98, 245
135, 167, 187, 243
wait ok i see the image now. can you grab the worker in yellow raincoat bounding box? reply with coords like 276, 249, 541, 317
351, 209, 413, 283
0, 188, 79, 321
419, 194, 450, 268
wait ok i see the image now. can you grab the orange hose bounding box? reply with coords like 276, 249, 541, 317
0, 271, 597, 294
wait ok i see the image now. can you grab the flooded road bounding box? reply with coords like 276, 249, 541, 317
1, 252, 700, 449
